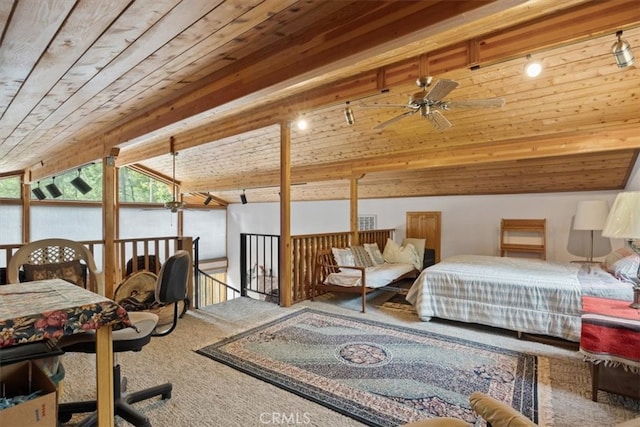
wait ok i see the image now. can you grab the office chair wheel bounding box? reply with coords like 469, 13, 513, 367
162, 390, 172, 399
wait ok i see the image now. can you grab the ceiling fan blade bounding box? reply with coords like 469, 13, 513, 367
428, 110, 452, 131
443, 97, 505, 109
373, 110, 416, 130
425, 79, 459, 102
359, 103, 414, 109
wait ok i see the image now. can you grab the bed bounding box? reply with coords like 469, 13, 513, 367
405, 253, 635, 342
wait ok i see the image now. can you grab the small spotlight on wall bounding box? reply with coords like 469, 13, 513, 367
524, 54, 542, 77
612, 30, 635, 68
32, 182, 46, 200
240, 189, 247, 205
344, 101, 355, 125
70, 168, 92, 194
204, 193, 213, 205
46, 177, 62, 198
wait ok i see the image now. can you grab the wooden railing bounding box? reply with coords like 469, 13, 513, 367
290, 229, 394, 303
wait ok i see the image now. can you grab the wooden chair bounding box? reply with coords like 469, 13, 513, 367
7, 238, 104, 294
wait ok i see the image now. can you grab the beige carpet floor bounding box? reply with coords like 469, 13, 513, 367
59, 290, 640, 426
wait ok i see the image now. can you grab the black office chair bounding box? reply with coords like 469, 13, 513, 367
58, 250, 191, 427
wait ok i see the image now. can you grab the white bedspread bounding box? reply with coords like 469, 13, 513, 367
406, 255, 584, 341
324, 262, 415, 288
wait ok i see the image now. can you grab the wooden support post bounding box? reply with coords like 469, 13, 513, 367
279, 121, 292, 307
102, 149, 119, 298
350, 177, 359, 246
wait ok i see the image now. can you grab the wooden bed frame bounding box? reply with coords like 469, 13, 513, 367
311, 249, 417, 313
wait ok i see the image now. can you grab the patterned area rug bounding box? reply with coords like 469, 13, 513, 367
197, 308, 545, 427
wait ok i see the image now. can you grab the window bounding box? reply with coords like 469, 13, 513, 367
119, 167, 172, 203
0, 176, 20, 198
358, 215, 377, 231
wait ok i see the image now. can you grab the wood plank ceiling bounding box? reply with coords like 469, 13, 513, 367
1, 0, 639, 205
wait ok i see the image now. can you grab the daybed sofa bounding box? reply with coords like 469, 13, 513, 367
311, 238, 430, 312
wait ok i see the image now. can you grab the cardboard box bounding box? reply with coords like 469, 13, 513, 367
0, 360, 57, 427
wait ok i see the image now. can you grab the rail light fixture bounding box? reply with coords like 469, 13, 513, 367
612, 30, 635, 68
46, 177, 62, 198
32, 182, 46, 200
70, 168, 92, 194
240, 189, 247, 205
344, 101, 355, 125
524, 54, 542, 78
204, 193, 213, 205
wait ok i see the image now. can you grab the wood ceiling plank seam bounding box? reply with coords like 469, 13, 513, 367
73, 0, 288, 130
2, 0, 185, 165
0, 0, 74, 140
0, 0, 132, 150
9, 0, 221, 161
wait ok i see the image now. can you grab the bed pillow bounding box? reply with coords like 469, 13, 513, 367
603, 247, 636, 273
402, 238, 426, 269
22, 260, 86, 287
331, 248, 355, 269
608, 255, 640, 285
350, 245, 374, 268
382, 238, 421, 270
363, 243, 385, 266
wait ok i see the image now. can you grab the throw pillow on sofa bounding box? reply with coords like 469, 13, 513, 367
363, 243, 385, 266
382, 238, 421, 270
351, 245, 375, 268
331, 248, 355, 271
402, 237, 426, 269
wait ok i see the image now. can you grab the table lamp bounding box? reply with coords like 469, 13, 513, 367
602, 192, 640, 308
573, 200, 609, 263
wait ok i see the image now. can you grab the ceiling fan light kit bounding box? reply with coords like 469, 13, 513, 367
360, 76, 505, 131
612, 30, 635, 68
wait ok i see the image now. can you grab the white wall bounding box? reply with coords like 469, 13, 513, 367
226, 190, 627, 289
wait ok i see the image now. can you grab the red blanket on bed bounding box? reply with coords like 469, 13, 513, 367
580, 296, 640, 371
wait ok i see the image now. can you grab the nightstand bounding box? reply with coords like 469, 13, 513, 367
580, 296, 640, 402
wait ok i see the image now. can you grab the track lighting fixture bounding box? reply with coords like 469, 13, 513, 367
70, 168, 92, 194
32, 182, 46, 200
612, 30, 635, 68
204, 193, 213, 205
524, 54, 542, 77
344, 101, 355, 125
46, 177, 62, 198
240, 189, 247, 205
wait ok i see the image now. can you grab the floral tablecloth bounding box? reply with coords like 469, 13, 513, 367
0, 279, 131, 348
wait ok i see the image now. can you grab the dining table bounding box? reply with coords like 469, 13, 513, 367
0, 278, 131, 426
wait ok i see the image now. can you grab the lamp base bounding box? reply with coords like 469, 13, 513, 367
631, 287, 640, 309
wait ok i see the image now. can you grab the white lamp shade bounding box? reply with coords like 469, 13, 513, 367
602, 192, 640, 238
573, 200, 609, 231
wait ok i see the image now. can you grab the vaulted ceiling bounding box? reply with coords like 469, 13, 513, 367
1, 0, 639, 205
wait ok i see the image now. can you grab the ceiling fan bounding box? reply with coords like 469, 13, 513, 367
360, 77, 505, 131
163, 151, 186, 213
